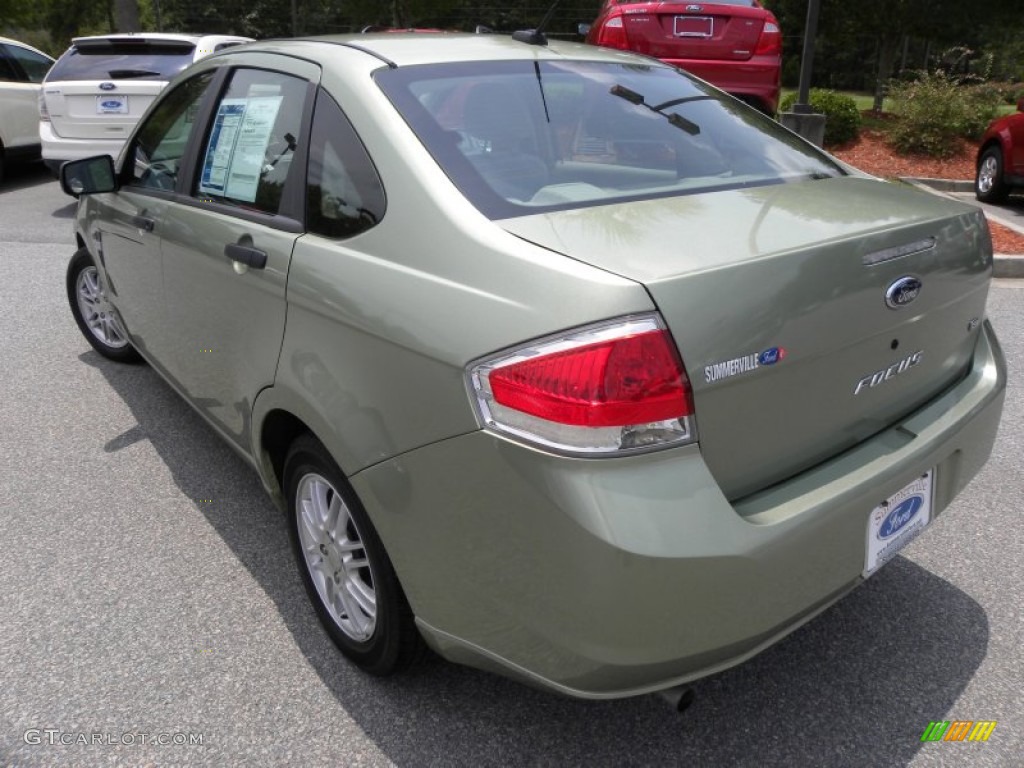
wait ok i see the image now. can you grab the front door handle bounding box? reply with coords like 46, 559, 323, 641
131, 215, 155, 232
224, 242, 268, 270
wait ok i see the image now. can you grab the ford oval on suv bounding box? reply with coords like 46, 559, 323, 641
60, 34, 1005, 700
585, 0, 782, 115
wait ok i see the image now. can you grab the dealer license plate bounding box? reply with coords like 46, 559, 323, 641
863, 470, 933, 577
674, 16, 713, 38
96, 95, 128, 114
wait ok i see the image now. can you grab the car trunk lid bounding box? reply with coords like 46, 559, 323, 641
621, 2, 768, 62
499, 177, 993, 499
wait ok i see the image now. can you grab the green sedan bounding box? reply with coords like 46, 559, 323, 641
61, 33, 1006, 700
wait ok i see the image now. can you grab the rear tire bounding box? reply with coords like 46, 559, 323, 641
976, 145, 1009, 204
284, 434, 425, 675
66, 248, 142, 363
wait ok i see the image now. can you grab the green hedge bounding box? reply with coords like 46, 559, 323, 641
780, 89, 861, 147
887, 71, 1003, 157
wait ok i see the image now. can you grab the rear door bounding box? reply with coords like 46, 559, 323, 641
157, 61, 317, 451
622, 1, 767, 61
42, 38, 195, 146
0, 42, 52, 148
1008, 113, 1024, 176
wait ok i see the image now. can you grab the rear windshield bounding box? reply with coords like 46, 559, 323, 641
47, 40, 196, 82
375, 60, 842, 219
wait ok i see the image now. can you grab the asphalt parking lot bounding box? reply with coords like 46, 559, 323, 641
1, 163, 1022, 767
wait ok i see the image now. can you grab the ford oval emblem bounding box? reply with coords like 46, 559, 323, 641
99, 82, 116, 91
100, 100, 122, 109
878, 496, 923, 539
758, 346, 786, 366
686, 4, 703, 10
885, 276, 922, 309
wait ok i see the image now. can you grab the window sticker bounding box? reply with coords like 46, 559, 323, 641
199, 95, 283, 203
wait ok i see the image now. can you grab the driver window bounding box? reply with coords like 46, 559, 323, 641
128, 70, 215, 191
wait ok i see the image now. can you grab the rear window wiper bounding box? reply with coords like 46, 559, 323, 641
610, 84, 702, 136
107, 68, 163, 79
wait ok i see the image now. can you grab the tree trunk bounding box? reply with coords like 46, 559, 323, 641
391, 0, 405, 28
114, 0, 141, 32
872, 34, 899, 112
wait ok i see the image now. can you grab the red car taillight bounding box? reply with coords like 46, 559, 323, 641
754, 15, 782, 56
468, 315, 696, 456
594, 13, 629, 51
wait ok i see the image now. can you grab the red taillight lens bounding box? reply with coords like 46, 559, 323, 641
595, 14, 629, 51
490, 330, 691, 427
754, 16, 782, 56
468, 315, 697, 456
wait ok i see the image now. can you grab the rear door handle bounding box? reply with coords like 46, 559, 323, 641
131, 215, 155, 232
224, 242, 268, 270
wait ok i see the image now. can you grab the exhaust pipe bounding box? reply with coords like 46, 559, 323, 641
656, 685, 696, 713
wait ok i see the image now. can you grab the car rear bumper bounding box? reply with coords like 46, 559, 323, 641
351, 320, 1005, 699
40, 121, 124, 164
667, 55, 780, 114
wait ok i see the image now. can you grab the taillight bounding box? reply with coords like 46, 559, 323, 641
595, 13, 629, 51
754, 15, 782, 56
38, 91, 49, 122
468, 315, 696, 456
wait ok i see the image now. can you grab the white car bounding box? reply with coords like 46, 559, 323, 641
40, 33, 250, 175
0, 37, 54, 182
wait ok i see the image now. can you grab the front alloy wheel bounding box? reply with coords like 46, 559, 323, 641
66, 248, 141, 363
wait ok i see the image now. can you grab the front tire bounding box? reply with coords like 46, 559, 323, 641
976, 145, 1009, 204
66, 248, 141, 363
284, 434, 424, 675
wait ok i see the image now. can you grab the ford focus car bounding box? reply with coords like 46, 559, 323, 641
585, 0, 782, 115
60, 34, 1005, 700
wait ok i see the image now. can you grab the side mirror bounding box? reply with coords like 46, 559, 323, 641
60, 155, 118, 198
578, 23, 592, 37
1017, 98, 1024, 113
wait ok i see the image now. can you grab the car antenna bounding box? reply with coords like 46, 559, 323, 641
512, 0, 561, 46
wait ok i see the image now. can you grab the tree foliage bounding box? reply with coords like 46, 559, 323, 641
763, 0, 1022, 107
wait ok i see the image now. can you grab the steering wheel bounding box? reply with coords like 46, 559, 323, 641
140, 161, 177, 191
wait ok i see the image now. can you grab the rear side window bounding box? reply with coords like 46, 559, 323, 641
0, 47, 19, 82
47, 39, 196, 82
1, 43, 52, 83
306, 89, 386, 238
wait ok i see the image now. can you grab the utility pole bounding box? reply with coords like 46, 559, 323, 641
779, 0, 826, 146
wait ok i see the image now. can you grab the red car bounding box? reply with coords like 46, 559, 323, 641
585, 0, 782, 115
975, 99, 1024, 203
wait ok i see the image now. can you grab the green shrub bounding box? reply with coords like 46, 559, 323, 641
780, 89, 861, 147
887, 70, 1003, 157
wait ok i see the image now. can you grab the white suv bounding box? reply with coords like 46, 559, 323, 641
40, 33, 250, 175
0, 37, 54, 183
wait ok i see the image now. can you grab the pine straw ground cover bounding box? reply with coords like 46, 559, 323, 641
829, 127, 1024, 254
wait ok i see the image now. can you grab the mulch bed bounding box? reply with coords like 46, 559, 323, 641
829, 125, 1024, 255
